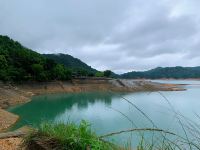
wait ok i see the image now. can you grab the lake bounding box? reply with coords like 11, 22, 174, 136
8, 80, 200, 147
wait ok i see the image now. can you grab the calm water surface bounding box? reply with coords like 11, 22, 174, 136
8, 80, 200, 147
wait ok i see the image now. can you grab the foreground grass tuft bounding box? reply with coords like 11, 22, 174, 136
22, 119, 200, 150
23, 120, 118, 150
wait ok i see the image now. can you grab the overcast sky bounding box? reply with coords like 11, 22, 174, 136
0, 0, 200, 73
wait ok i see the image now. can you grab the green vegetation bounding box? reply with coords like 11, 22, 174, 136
95, 71, 104, 77
43, 54, 97, 77
24, 121, 117, 150
23, 120, 200, 150
121, 66, 200, 79
43, 54, 120, 78
94, 70, 113, 77
0, 35, 72, 82
104, 70, 112, 77
0, 35, 116, 82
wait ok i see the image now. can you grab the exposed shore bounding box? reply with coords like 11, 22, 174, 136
0, 78, 185, 131
0, 78, 185, 109
0, 78, 186, 149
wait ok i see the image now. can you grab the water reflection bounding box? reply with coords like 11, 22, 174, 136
8, 92, 123, 129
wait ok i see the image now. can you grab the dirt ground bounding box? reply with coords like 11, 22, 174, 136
0, 108, 19, 132
0, 138, 23, 150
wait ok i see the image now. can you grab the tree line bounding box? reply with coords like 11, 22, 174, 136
0, 35, 112, 82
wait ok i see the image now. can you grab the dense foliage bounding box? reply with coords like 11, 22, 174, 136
43, 54, 97, 77
104, 70, 112, 77
95, 71, 104, 77
24, 121, 116, 150
0, 35, 72, 82
94, 70, 113, 77
121, 66, 200, 79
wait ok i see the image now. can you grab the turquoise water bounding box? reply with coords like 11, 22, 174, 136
8, 80, 200, 147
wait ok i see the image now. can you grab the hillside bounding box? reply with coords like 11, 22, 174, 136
121, 66, 200, 79
43, 54, 97, 74
0, 35, 72, 82
43, 54, 121, 78
0, 35, 116, 82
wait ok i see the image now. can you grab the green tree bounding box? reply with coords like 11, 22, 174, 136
7, 67, 26, 81
0, 55, 7, 69
95, 72, 104, 77
0, 55, 8, 81
31, 64, 44, 80
31, 64, 43, 74
65, 69, 72, 80
103, 70, 111, 77
52, 64, 66, 80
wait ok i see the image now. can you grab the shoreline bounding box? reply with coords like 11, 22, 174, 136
0, 78, 186, 149
0, 79, 185, 132
141, 78, 200, 80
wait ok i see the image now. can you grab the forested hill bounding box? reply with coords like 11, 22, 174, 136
43, 54, 121, 78
43, 54, 97, 74
0, 35, 73, 82
121, 67, 200, 79
0, 35, 113, 82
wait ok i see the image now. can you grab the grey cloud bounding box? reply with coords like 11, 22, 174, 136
107, 3, 197, 58
0, 0, 200, 73
0, 0, 131, 49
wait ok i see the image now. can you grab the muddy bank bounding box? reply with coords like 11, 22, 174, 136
0, 79, 184, 109
109, 79, 184, 91
0, 109, 19, 132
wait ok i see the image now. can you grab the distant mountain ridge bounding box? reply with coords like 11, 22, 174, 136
121, 66, 200, 79
43, 53, 97, 73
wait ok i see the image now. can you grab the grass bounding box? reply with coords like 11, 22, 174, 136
23, 117, 200, 150
23, 120, 118, 150
23, 120, 194, 150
